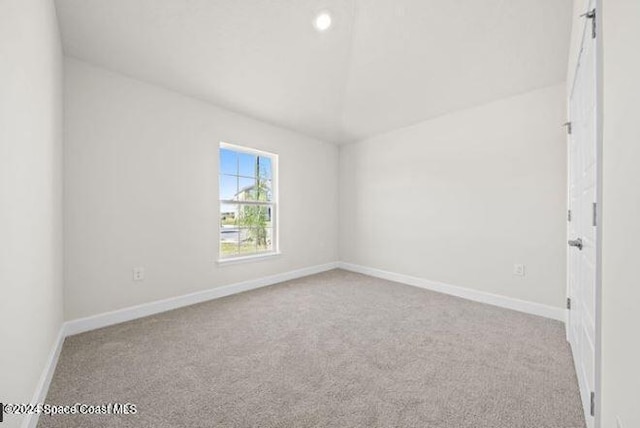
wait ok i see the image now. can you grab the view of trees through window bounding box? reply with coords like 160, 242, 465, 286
219, 144, 276, 258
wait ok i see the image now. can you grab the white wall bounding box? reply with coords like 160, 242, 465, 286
0, 0, 64, 427
340, 84, 567, 309
600, 1, 640, 427
64, 58, 339, 320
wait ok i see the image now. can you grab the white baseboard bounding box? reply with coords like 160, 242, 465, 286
63, 259, 564, 335
23, 327, 66, 428
338, 262, 566, 321
64, 262, 339, 336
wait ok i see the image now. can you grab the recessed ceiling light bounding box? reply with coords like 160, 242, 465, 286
313, 11, 332, 32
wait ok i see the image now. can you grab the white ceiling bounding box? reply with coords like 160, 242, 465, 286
55, 0, 572, 144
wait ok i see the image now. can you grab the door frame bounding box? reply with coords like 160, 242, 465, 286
566, 0, 603, 426
594, 1, 603, 427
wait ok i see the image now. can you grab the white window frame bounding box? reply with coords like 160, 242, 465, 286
217, 142, 279, 264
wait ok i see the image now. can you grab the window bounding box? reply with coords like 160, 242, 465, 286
219, 143, 277, 260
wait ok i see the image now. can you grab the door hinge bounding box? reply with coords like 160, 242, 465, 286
568, 209, 572, 222
590, 391, 596, 416
581, 9, 597, 39
592, 202, 597, 227
567, 298, 571, 310
563, 121, 572, 135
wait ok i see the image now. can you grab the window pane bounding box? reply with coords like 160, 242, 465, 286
238, 228, 256, 254
220, 242, 239, 257
237, 177, 256, 201
220, 203, 239, 257
259, 205, 273, 227
256, 178, 273, 202
258, 156, 272, 180
238, 152, 257, 178
235, 182, 272, 202
220, 226, 239, 257
237, 204, 271, 228
219, 149, 238, 175
220, 203, 239, 227
257, 228, 273, 253
220, 175, 238, 201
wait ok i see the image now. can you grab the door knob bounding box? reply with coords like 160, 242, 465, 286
568, 238, 583, 250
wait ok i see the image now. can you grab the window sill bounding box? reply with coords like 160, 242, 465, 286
217, 251, 281, 266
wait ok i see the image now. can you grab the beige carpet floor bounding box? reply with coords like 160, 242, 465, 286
39, 269, 585, 428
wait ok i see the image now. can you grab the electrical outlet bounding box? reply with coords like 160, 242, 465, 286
513, 264, 525, 277
132, 267, 145, 281
617, 417, 624, 428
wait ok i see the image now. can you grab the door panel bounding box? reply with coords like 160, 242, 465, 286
567, 1, 598, 426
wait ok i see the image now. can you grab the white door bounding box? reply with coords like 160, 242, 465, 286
567, 2, 598, 427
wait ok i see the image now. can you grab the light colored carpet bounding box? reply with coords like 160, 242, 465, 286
39, 269, 585, 428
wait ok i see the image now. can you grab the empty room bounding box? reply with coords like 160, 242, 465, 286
1, 0, 639, 427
